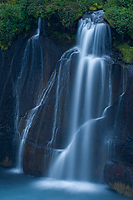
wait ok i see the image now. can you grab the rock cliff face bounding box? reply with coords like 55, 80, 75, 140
103, 65, 133, 198
0, 32, 28, 167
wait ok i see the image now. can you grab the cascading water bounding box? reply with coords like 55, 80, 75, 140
47, 46, 79, 147
15, 17, 51, 171
14, 11, 112, 181
105, 66, 127, 162
48, 10, 112, 181
0, 9, 132, 200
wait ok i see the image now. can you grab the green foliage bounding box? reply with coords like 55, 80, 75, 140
59, 1, 89, 27
39, 0, 90, 28
0, 0, 132, 62
0, 0, 33, 49
0, 0, 7, 2
87, 0, 104, 10
89, 5, 97, 11
103, 0, 133, 63
0, 0, 91, 48
118, 43, 133, 63
103, 0, 133, 38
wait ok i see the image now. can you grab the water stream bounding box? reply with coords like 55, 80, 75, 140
0, 167, 132, 200
15, 17, 54, 171
49, 10, 112, 181
15, 10, 113, 179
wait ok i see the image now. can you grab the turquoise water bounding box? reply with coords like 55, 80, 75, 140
0, 168, 132, 200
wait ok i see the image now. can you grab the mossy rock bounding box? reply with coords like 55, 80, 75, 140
118, 43, 133, 63
0, 41, 11, 50
89, 6, 97, 11
97, 5, 103, 9
45, 17, 76, 47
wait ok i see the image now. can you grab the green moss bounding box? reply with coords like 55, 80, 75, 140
0, 41, 11, 50
89, 2, 103, 11
97, 5, 103, 9
128, 30, 133, 39
42, 0, 89, 28
118, 43, 133, 63
45, 18, 76, 46
89, 6, 97, 11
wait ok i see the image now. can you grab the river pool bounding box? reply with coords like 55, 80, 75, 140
0, 167, 132, 200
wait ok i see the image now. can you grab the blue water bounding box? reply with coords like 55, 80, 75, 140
0, 168, 132, 200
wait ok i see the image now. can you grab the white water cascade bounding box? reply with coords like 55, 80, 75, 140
48, 10, 112, 181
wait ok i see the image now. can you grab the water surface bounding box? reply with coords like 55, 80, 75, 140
0, 168, 132, 200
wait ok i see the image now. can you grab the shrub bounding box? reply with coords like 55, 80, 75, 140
118, 43, 133, 63
0, 0, 33, 49
103, 0, 133, 38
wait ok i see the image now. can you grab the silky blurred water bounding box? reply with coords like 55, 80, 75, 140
0, 168, 132, 200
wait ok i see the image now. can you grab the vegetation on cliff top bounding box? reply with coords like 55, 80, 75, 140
103, 0, 133, 63
103, 0, 133, 38
0, 0, 132, 62
0, 0, 103, 49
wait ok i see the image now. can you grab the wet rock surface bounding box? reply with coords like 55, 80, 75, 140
104, 161, 133, 197
103, 65, 133, 197
0, 21, 73, 168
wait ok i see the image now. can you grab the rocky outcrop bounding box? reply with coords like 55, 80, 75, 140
0, 19, 73, 168
0, 32, 28, 167
103, 65, 133, 197
104, 161, 133, 197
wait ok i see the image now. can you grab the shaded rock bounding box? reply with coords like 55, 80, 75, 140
0, 27, 36, 167
23, 141, 52, 176
104, 161, 133, 198
103, 65, 133, 197
111, 64, 125, 103
103, 65, 132, 163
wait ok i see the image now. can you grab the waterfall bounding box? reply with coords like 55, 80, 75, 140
17, 71, 56, 171
48, 10, 112, 181
15, 17, 48, 171
14, 11, 112, 180
47, 47, 79, 147
105, 66, 127, 162
33, 17, 41, 38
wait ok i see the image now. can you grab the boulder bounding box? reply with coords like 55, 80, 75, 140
104, 161, 133, 198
